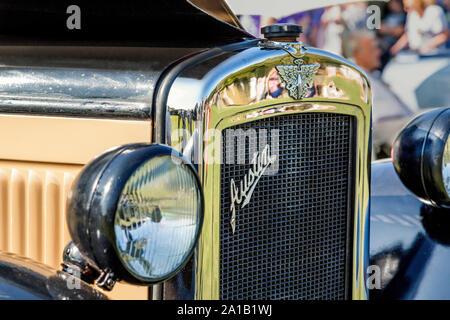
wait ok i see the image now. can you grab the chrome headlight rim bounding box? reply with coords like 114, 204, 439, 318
393, 108, 450, 208
67, 143, 204, 285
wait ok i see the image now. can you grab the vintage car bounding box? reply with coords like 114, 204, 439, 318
0, 0, 448, 300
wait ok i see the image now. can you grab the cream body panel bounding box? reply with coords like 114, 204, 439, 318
0, 115, 151, 299
0, 114, 151, 165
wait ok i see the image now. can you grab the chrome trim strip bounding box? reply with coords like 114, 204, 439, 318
0, 46, 205, 120
0, 96, 150, 119
0, 67, 154, 119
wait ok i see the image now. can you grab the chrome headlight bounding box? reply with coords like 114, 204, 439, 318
393, 108, 450, 208
67, 144, 204, 285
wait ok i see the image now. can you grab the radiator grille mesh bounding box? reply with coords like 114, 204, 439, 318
219, 113, 354, 300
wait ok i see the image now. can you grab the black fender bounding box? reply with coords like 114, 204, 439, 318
370, 160, 450, 299
0, 252, 107, 300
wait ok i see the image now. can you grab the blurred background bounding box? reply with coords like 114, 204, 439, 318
227, 0, 450, 159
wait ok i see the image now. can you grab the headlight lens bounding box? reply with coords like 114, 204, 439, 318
443, 137, 450, 196
114, 154, 202, 281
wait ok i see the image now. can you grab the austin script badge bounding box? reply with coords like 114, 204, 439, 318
276, 58, 320, 99
230, 145, 277, 234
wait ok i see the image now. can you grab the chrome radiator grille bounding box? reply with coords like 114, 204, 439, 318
219, 113, 355, 300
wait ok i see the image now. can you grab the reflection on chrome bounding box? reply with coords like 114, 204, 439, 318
443, 138, 450, 196
214, 63, 360, 109
232, 103, 336, 123
114, 155, 201, 280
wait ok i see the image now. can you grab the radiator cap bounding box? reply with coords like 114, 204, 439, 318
261, 23, 302, 41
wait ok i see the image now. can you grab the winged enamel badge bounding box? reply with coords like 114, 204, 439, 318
276, 59, 320, 99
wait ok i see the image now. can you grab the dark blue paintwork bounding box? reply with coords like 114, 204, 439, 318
370, 160, 450, 299
0, 252, 107, 300
0, 280, 41, 300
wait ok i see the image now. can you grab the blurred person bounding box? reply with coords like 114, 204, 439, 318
308, 8, 325, 47
266, 69, 284, 99
341, 2, 368, 59
341, 2, 367, 32
319, 5, 344, 55
349, 31, 414, 158
378, 0, 406, 68
421, 0, 449, 51
391, 0, 448, 54
295, 13, 311, 44
351, 31, 383, 72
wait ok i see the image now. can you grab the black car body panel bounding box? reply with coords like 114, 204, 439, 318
370, 160, 450, 299
0, 0, 253, 47
0, 252, 107, 300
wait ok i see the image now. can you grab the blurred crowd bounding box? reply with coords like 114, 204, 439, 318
239, 0, 449, 159
240, 0, 449, 71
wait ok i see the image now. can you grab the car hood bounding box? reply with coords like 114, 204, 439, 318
0, 0, 253, 47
